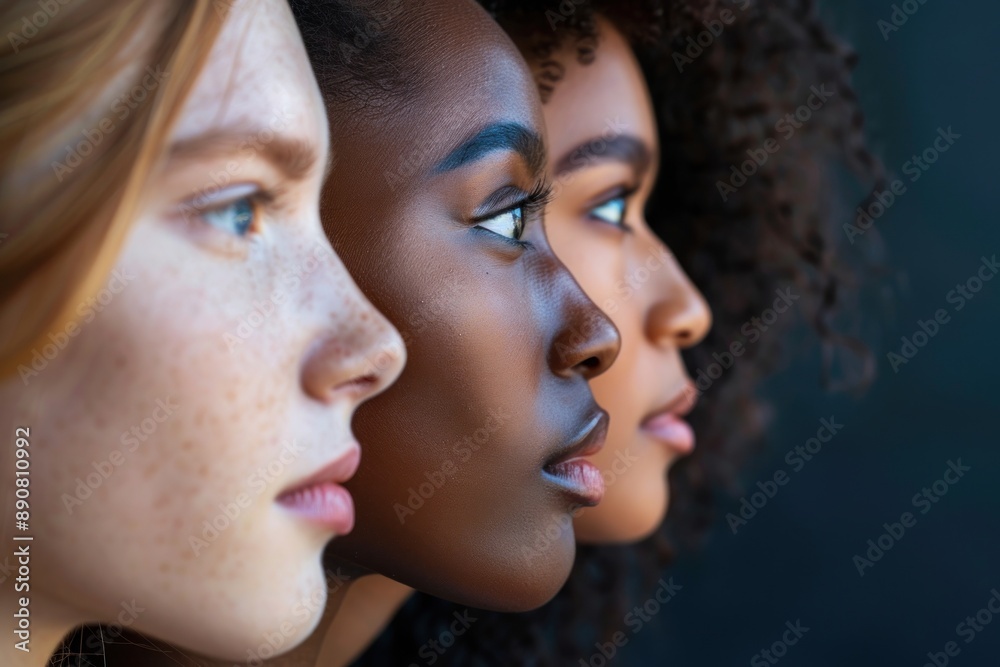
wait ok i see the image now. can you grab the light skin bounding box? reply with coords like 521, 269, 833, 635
0, 1, 404, 665
100, 2, 619, 665
313, 17, 713, 665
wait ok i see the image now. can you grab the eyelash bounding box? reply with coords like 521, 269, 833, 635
472, 181, 554, 249
186, 186, 277, 238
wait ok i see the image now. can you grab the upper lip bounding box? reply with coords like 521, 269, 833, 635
277, 444, 361, 499
544, 411, 609, 470
641, 383, 697, 426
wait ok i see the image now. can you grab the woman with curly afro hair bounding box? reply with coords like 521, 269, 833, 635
340, 0, 883, 665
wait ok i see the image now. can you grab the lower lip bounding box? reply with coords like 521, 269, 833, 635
642, 413, 695, 454
544, 459, 606, 506
277, 482, 355, 535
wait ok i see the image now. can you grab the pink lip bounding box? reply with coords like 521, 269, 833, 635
545, 458, 606, 506
641, 412, 695, 454
641, 385, 697, 454
543, 412, 609, 506
277, 445, 360, 535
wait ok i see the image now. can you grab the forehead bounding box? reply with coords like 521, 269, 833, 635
171, 0, 326, 148
539, 20, 656, 162
372, 2, 544, 176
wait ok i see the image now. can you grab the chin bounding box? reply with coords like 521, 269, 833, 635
575, 482, 670, 545
460, 534, 577, 611
482, 563, 576, 611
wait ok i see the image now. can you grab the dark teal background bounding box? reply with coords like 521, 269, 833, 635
623, 1, 1000, 665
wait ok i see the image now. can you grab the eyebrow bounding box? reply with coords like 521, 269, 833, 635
553, 135, 653, 178
433, 122, 546, 179
167, 129, 322, 181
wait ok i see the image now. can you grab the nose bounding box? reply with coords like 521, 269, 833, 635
548, 267, 621, 380
301, 264, 406, 406
644, 242, 712, 350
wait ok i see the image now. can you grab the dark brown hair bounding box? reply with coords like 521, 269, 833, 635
353, 0, 881, 663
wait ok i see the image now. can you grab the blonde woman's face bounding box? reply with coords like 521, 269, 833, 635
0, 0, 403, 659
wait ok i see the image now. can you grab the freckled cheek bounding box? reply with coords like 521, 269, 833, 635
48, 358, 297, 542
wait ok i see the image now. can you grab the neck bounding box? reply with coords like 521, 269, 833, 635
312, 575, 413, 666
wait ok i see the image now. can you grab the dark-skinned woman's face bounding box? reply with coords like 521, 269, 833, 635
321, 0, 621, 611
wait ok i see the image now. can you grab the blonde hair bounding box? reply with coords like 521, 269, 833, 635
0, 0, 226, 377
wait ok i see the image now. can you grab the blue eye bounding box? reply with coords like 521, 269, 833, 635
589, 197, 627, 227
202, 197, 256, 237
475, 206, 524, 240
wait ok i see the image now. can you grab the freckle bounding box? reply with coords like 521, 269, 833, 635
226, 389, 237, 402
159, 562, 172, 574
143, 463, 159, 479
195, 408, 206, 426
115, 355, 127, 368
95, 415, 107, 429
198, 463, 209, 478
181, 440, 193, 451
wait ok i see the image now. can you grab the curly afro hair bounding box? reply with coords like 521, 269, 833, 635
353, 0, 883, 665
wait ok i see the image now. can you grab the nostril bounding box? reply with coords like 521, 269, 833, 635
578, 356, 602, 373
332, 374, 378, 398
